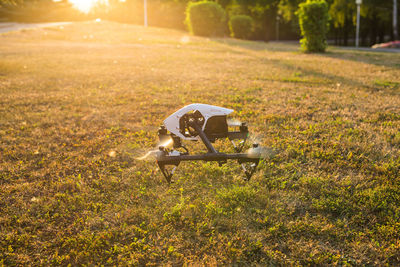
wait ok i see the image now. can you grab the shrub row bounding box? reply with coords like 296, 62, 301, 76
185, 1, 253, 39
186, 0, 330, 53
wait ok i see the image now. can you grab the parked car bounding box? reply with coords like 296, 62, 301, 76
372, 40, 400, 49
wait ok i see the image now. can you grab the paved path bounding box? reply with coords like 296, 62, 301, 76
270, 41, 400, 53
335, 46, 400, 53
0, 22, 72, 33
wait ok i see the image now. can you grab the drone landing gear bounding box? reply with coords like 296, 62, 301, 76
240, 160, 259, 181
157, 161, 180, 183
157, 155, 259, 183
156, 119, 260, 183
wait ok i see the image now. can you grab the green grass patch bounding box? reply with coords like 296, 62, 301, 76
374, 79, 400, 90
0, 21, 400, 265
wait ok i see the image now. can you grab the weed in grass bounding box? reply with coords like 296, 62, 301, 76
374, 80, 400, 90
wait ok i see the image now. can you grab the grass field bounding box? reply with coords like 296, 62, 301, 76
1, 21, 399, 265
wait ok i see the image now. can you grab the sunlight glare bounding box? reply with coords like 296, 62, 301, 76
69, 0, 105, 13
180, 36, 190, 44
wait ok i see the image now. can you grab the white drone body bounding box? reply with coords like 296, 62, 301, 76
155, 103, 261, 183
163, 104, 233, 140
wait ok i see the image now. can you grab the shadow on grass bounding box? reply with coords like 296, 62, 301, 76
214, 38, 400, 70
268, 58, 370, 90
323, 48, 400, 69
212, 38, 399, 93
270, 58, 399, 94
213, 38, 299, 53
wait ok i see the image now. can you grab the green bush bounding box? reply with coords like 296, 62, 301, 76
229, 15, 253, 39
185, 1, 226, 37
297, 0, 330, 52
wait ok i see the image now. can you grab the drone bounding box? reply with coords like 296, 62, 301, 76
148, 104, 265, 183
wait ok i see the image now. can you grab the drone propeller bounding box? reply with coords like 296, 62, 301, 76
159, 137, 174, 148
246, 145, 276, 159
237, 144, 275, 181
136, 150, 158, 161
135, 136, 174, 161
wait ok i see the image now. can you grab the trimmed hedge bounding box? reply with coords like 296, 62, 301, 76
229, 15, 253, 39
297, 0, 330, 52
185, 1, 226, 37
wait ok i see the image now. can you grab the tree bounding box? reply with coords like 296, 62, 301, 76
229, 14, 253, 39
329, 0, 355, 45
185, 1, 226, 36
0, 0, 84, 22
228, 0, 283, 40
297, 0, 330, 52
361, 0, 393, 44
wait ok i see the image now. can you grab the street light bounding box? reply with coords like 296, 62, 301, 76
144, 0, 148, 27
356, 0, 362, 47
276, 15, 280, 41
394, 0, 398, 40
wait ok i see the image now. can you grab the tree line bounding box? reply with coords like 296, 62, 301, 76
1, 0, 398, 46
0, 0, 87, 22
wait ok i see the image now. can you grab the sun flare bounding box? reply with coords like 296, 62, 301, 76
69, 0, 104, 13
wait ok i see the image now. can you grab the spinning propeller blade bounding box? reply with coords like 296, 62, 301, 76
135, 137, 173, 161
246, 145, 276, 159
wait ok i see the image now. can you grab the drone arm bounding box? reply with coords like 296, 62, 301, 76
158, 153, 259, 163
190, 121, 218, 154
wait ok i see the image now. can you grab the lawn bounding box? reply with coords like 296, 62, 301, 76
0, 21, 399, 265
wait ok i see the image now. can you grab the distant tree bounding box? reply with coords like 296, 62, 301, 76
278, 0, 303, 22
185, 1, 226, 36
0, 0, 84, 22
329, 0, 355, 45
226, 0, 282, 40
297, 0, 330, 52
229, 14, 253, 39
361, 0, 393, 44
216, 0, 231, 8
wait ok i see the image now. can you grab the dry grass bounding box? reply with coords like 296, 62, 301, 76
1, 21, 399, 265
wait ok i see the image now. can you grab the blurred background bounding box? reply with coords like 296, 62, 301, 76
0, 0, 398, 47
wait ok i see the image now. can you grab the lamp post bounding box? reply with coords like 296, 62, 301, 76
394, 0, 398, 40
356, 0, 362, 47
144, 0, 148, 27
276, 15, 280, 41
